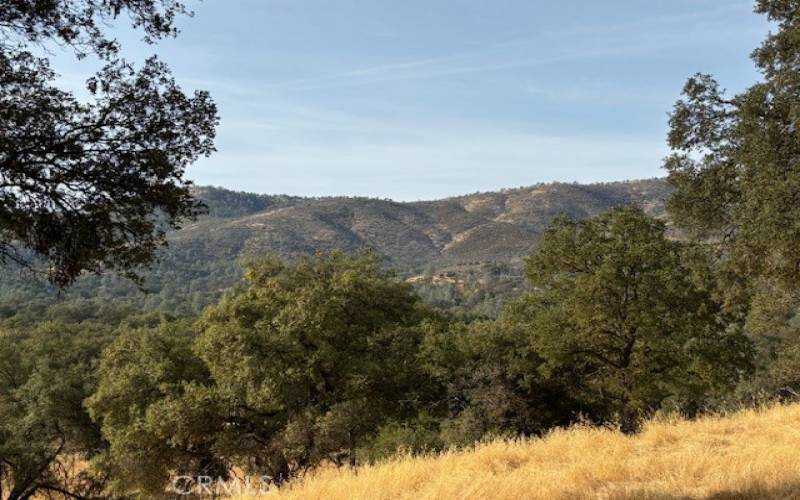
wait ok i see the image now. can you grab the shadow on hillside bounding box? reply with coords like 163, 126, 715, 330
706, 482, 800, 500
594, 481, 800, 500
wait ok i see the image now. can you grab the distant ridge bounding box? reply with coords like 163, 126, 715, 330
185, 178, 670, 269
0, 178, 671, 318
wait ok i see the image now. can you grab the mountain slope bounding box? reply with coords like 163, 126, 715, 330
0, 179, 670, 320
184, 178, 669, 269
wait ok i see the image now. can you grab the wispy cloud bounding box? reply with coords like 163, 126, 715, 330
257, 2, 759, 93
46, 0, 764, 199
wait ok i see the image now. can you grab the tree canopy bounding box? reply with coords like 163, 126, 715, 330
88, 252, 437, 496
0, 321, 116, 500
507, 207, 753, 431
0, 0, 217, 286
665, 0, 800, 306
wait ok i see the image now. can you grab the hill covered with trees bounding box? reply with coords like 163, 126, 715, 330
0, 179, 670, 322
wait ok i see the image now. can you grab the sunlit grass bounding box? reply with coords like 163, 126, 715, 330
236, 404, 800, 500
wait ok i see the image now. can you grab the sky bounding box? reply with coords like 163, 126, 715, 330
52, 0, 770, 201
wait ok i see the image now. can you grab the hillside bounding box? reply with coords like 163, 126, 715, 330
186, 179, 668, 268
0, 179, 670, 321
251, 404, 800, 500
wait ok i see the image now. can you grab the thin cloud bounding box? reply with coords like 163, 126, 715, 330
260, 3, 758, 93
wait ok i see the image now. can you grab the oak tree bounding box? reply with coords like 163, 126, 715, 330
1, 0, 217, 286
665, 1, 800, 309
509, 207, 752, 432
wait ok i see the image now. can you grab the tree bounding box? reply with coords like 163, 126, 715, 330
0, 321, 115, 500
1, 1, 217, 286
88, 252, 435, 495
419, 318, 577, 446
665, 1, 800, 310
86, 320, 220, 498
195, 252, 431, 473
509, 207, 752, 432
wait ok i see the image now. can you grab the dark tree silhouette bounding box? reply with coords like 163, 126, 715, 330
0, 1, 218, 286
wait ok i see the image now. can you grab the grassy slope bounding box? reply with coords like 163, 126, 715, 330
249, 404, 800, 500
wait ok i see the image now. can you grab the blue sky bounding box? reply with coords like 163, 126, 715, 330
54, 0, 769, 200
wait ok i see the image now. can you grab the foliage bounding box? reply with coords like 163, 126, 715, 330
192, 186, 304, 218
413, 262, 525, 319
0, 0, 217, 286
86, 320, 218, 498
3, 0, 799, 495
663, 0, 800, 406
419, 318, 578, 446
198, 252, 434, 465
0, 321, 115, 500
0, 207, 772, 497
507, 207, 753, 431
88, 252, 438, 496
665, 0, 800, 305
0, 0, 190, 59
357, 414, 444, 463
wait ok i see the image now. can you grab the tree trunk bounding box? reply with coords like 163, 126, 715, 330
620, 405, 640, 434
347, 430, 357, 470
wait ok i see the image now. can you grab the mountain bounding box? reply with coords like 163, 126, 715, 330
188, 179, 669, 267
0, 179, 670, 322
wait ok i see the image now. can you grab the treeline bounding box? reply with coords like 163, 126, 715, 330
193, 186, 306, 218
3, 206, 798, 498
0, 252, 521, 327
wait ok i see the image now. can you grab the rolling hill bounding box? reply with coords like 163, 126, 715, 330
0, 179, 670, 321
188, 179, 668, 268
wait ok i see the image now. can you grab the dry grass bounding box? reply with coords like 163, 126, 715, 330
237, 404, 800, 500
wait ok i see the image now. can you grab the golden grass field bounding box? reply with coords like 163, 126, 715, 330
236, 404, 800, 500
